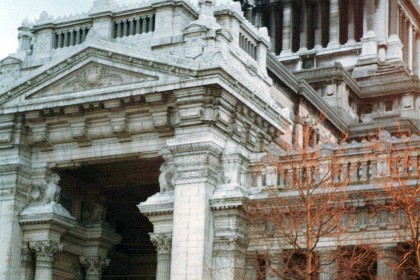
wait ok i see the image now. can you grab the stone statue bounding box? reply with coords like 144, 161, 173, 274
42, 173, 61, 204
159, 162, 175, 192
81, 197, 107, 224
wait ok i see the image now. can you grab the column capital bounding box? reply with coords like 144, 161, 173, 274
150, 232, 172, 255
79, 256, 110, 275
29, 240, 62, 261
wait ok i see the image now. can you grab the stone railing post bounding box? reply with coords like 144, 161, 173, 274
79, 256, 110, 280
29, 241, 62, 280
150, 233, 172, 280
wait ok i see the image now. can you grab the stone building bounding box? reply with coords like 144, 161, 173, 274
0, 0, 419, 279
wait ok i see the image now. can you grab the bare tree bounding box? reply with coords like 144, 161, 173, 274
247, 123, 355, 280
375, 132, 420, 278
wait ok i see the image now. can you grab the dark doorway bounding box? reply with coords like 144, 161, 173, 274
58, 158, 162, 280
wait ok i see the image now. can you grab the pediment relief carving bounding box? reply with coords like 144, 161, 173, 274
28, 62, 159, 99
0, 56, 22, 66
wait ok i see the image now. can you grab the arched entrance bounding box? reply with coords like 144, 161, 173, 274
57, 158, 162, 279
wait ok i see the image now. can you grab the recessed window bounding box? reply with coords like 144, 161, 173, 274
362, 104, 373, 114
385, 101, 393, 112
302, 56, 315, 69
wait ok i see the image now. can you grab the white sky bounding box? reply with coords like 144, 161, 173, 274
0, 0, 141, 60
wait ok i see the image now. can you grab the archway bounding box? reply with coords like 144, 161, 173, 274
58, 158, 162, 279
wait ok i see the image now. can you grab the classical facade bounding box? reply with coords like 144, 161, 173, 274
0, 0, 419, 279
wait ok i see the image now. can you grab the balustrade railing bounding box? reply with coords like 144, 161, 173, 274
248, 132, 420, 190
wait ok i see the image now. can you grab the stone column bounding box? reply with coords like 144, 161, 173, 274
150, 233, 172, 280
167, 135, 223, 280
124, 20, 129, 36
82, 27, 88, 41
269, 3, 277, 52
364, 0, 375, 33
328, 0, 340, 47
63, 31, 69, 47
21, 245, 35, 280
299, 1, 308, 50
280, 1, 292, 56
130, 18, 135, 35
408, 24, 413, 71
375, 0, 389, 42
69, 29, 75, 46
416, 35, 420, 77
253, 8, 261, 28
57, 32, 63, 48
136, 17, 141, 34
377, 246, 397, 280
79, 256, 110, 280
389, 0, 398, 36
347, 2, 355, 44
143, 16, 148, 33
319, 250, 337, 280
29, 241, 62, 280
314, 2, 322, 49
117, 21, 122, 38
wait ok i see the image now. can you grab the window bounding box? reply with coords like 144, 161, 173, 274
284, 250, 319, 280
385, 100, 393, 112
256, 255, 266, 280
337, 246, 377, 280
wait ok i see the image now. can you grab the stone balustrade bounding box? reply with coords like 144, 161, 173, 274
248, 131, 420, 189
112, 14, 155, 39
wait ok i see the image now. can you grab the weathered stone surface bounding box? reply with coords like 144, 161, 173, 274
1, 0, 420, 279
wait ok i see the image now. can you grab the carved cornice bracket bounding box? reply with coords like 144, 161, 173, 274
0, 114, 15, 146
152, 106, 174, 137
110, 112, 131, 142
68, 118, 91, 147
29, 122, 52, 150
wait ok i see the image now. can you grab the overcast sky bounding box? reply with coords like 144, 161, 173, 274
0, 0, 141, 60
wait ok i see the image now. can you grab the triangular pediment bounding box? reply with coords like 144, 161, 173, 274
1, 46, 194, 108
0, 56, 22, 66
28, 62, 159, 99
183, 23, 210, 34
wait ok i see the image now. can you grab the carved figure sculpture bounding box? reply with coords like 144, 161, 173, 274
42, 173, 61, 203
159, 162, 175, 192
81, 197, 107, 224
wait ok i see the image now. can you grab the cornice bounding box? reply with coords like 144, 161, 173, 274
267, 53, 348, 134
294, 63, 362, 98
